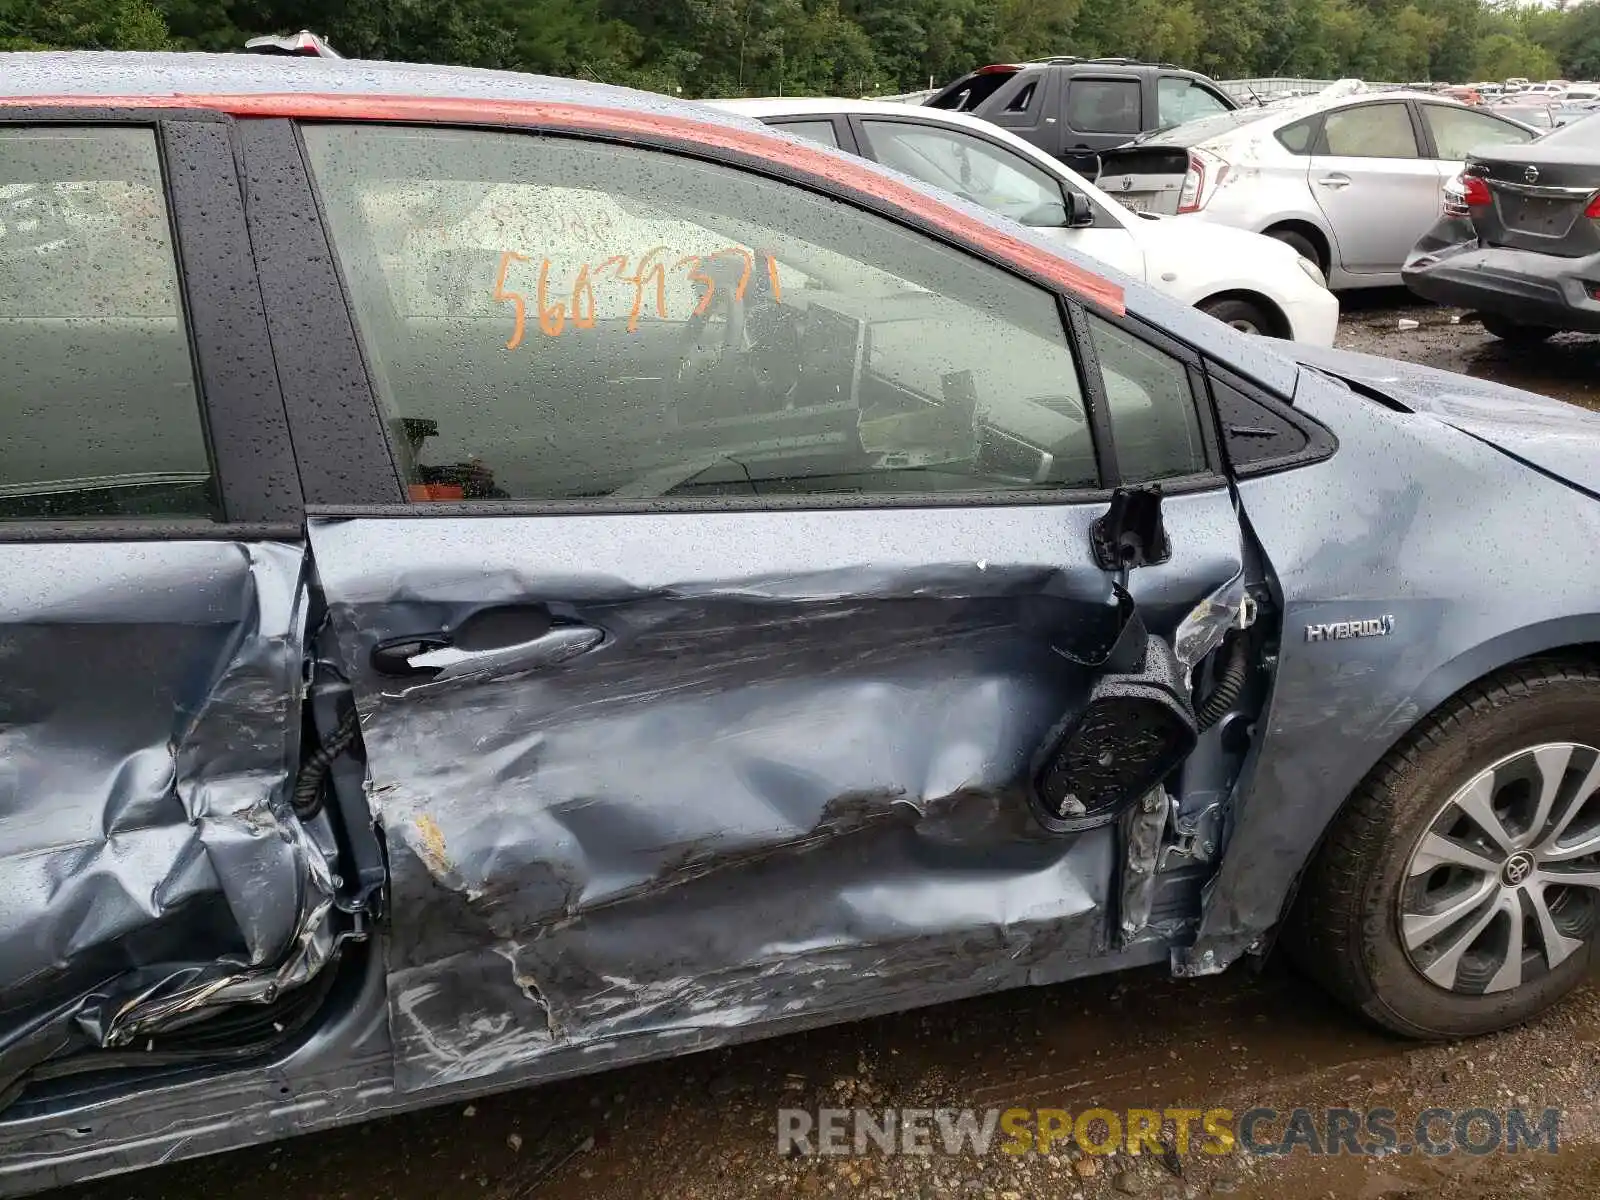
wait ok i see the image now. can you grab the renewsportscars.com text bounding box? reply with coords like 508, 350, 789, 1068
777, 1106, 1562, 1158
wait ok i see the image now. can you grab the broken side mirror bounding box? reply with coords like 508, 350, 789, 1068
1065, 188, 1097, 228
1032, 630, 1198, 831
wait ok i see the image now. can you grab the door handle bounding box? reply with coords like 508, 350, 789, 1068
407, 625, 603, 681
1316, 173, 1352, 190
371, 609, 604, 682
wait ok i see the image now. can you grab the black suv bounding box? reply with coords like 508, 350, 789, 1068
926, 56, 1240, 174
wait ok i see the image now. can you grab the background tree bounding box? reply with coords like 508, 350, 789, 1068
1, 0, 173, 50
6, 0, 1600, 97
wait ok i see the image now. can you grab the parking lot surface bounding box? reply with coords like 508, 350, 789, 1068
52, 298, 1600, 1200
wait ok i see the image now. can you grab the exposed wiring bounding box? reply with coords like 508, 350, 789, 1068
291, 708, 360, 821
1196, 634, 1250, 732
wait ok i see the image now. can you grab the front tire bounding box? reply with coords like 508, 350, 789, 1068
1480, 314, 1555, 342
1199, 296, 1275, 337
1288, 660, 1600, 1039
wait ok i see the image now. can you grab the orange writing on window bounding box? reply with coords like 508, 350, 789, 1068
536, 259, 567, 337
490, 247, 782, 346
765, 252, 782, 303
492, 250, 530, 350
570, 263, 597, 329
707, 246, 754, 302
613, 246, 670, 334
674, 254, 716, 318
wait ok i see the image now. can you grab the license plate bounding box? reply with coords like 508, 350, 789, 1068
1122, 196, 1152, 214
1505, 195, 1580, 236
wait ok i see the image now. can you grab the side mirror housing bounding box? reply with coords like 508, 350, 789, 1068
1065, 189, 1097, 228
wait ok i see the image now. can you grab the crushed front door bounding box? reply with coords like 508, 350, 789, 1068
291, 115, 1244, 1092
309, 494, 1241, 1090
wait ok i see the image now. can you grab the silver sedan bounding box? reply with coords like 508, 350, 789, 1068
1097, 88, 1539, 289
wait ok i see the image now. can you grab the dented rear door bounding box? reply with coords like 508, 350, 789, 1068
290, 119, 1245, 1092
0, 110, 314, 1100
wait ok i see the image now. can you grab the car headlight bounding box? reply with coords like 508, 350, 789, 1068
1294, 253, 1329, 289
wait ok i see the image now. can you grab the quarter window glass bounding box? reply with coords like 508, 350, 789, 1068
770, 120, 841, 149
1066, 80, 1142, 134
1276, 117, 1316, 154
1421, 105, 1537, 159
1088, 316, 1205, 482
1157, 78, 1230, 129
858, 121, 1068, 228
302, 126, 1097, 503
1005, 81, 1039, 114
1319, 104, 1419, 158
0, 126, 214, 520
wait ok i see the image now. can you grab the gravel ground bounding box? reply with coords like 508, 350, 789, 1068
47, 295, 1600, 1200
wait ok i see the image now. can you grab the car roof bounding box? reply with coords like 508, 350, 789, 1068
0, 50, 742, 117
710, 94, 1073, 141
0, 51, 1137, 315
711, 96, 942, 120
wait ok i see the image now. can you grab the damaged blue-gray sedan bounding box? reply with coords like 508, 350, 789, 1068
2, 52, 1599, 1196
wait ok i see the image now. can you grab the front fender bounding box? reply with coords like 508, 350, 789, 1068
1182, 368, 1600, 972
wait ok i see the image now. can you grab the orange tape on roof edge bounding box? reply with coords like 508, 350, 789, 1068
0, 91, 1125, 316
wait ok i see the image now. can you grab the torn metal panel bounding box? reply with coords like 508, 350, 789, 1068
1117, 789, 1171, 944
308, 497, 1243, 1092
1173, 567, 1248, 676
0, 540, 336, 1096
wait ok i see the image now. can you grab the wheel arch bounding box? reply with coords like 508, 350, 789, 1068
1182, 620, 1600, 976
1261, 218, 1333, 276
1273, 628, 1600, 942
1196, 289, 1292, 339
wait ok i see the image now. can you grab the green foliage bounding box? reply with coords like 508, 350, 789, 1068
6, 0, 1600, 94
1, 0, 173, 50
1560, 0, 1600, 80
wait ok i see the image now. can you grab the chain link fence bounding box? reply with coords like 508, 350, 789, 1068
1219, 77, 1406, 102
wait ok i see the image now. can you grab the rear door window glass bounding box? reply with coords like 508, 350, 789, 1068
1317, 104, 1420, 159
301, 125, 1100, 503
769, 120, 841, 149
1066, 80, 1143, 134
0, 126, 214, 520
1420, 105, 1538, 159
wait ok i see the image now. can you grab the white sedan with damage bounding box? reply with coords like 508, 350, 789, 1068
711, 97, 1339, 346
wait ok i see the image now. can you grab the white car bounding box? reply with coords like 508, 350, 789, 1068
708, 97, 1338, 346
1097, 90, 1539, 290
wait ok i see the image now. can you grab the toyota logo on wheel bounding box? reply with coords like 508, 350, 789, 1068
1503, 851, 1536, 886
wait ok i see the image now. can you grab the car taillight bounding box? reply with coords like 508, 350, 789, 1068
1586, 191, 1600, 219
1177, 149, 1228, 214
1442, 172, 1491, 217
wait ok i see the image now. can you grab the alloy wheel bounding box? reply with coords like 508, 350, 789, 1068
1398, 743, 1600, 994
